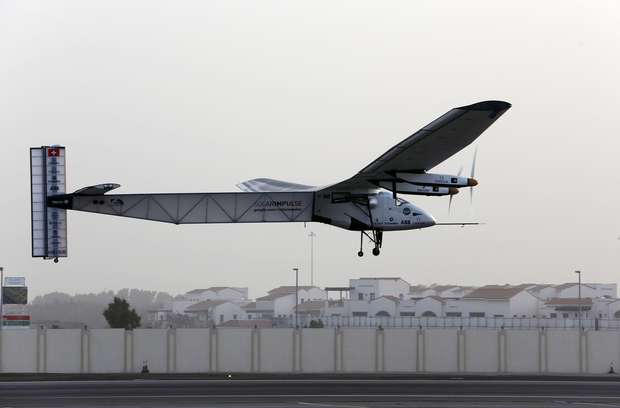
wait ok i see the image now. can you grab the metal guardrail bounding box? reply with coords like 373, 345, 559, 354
280, 316, 620, 330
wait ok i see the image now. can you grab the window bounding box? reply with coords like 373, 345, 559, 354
358, 293, 364, 300
219, 315, 224, 323
422, 311, 437, 317
563, 313, 569, 318
493, 314, 504, 318
376, 311, 390, 317
370, 293, 375, 300
550, 313, 557, 318
400, 312, 415, 317
352, 312, 368, 317
446, 312, 461, 317
233, 314, 237, 320
469, 312, 485, 318
614, 311, 620, 319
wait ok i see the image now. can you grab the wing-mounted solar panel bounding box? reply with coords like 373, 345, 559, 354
30, 146, 67, 261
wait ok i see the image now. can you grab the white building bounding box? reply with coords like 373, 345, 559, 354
172, 287, 249, 315
414, 296, 445, 317
459, 285, 540, 318
184, 300, 246, 325
541, 297, 593, 319
552, 283, 617, 299
350, 278, 410, 301
254, 286, 327, 319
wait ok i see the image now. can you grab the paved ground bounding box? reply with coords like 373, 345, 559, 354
1, 375, 620, 407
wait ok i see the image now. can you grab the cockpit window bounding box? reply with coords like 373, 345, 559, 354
395, 197, 407, 207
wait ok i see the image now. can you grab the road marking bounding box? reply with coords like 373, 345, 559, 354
3, 379, 620, 386
6, 394, 620, 400
298, 402, 368, 408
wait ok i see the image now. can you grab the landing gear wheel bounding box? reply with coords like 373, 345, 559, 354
357, 251, 364, 257
372, 248, 380, 256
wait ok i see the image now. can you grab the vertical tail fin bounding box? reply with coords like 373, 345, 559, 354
30, 146, 67, 262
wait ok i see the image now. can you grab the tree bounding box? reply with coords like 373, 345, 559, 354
309, 319, 324, 328
103, 297, 141, 329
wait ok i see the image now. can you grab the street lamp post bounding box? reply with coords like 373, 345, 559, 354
293, 267, 299, 328
575, 270, 582, 329
308, 232, 316, 287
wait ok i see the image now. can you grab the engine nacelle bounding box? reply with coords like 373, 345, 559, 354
396, 172, 477, 188
376, 181, 458, 196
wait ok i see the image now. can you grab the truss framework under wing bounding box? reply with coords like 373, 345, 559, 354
52, 191, 314, 225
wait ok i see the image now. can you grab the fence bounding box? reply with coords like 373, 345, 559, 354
0, 327, 619, 374
283, 316, 620, 330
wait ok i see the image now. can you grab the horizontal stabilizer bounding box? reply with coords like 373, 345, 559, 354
74, 183, 121, 195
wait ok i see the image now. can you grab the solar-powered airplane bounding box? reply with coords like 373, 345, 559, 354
30, 100, 510, 262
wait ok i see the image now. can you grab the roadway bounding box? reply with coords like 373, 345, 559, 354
1, 374, 620, 407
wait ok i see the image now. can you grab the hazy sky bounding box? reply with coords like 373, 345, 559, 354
1, 1, 619, 298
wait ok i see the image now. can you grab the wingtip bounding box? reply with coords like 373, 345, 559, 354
458, 100, 511, 112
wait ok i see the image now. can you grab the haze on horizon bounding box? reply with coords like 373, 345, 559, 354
1, 0, 619, 298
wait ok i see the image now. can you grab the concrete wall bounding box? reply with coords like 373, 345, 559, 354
89, 329, 125, 373
505, 329, 539, 373
424, 329, 458, 372
464, 329, 498, 372
383, 328, 417, 371
46, 329, 82, 373
0, 329, 38, 372
175, 329, 210, 373
300, 328, 335, 373
0, 327, 618, 374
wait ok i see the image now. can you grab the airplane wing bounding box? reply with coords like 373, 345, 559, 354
325, 100, 511, 191
237, 178, 317, 192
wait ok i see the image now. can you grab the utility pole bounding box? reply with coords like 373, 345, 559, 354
575, 270, 582, 329
293, 267, 299, 328
308, 232, 316, 287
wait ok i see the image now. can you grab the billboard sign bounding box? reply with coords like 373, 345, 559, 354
2, 286, 28, 305
2, 315, 30, 327
4, 277, 25, 287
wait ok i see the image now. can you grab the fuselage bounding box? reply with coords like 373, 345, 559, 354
312, 189, 435, 231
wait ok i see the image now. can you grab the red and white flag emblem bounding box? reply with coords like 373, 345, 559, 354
47, 147, 61, 157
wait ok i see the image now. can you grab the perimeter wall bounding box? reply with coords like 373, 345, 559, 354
0, 328, 618, 374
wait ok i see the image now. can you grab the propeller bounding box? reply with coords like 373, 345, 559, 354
448, 147, 478, 213
469, 146, 478, 204
448, 165, 464, 213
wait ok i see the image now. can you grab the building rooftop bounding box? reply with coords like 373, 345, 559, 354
545, 297, 593, 306
185, 287, 245, 295
257, 292, 294, 301
295, 300, 325, 312
462, 285, 527, 300
267, 286, 320, 295
554, 282, 595, 291
185, 300, 228, 312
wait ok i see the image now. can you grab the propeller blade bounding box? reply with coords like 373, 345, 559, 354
470, 146, 478, 178
457, 165, 464, 177
448, 194, 453, 214
470, 146, 478, 204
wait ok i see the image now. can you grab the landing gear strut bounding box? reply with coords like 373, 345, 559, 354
358, 229, 383, 257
